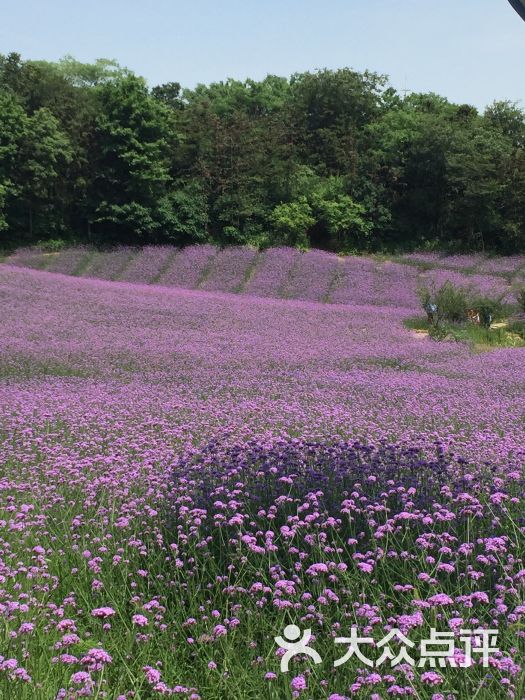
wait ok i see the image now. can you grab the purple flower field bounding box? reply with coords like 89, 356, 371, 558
5, 246, 49, 270
419, 269, 511, 302
158, 244, 217, 289
328, 256, 378, 307
120, 246, 176, 284
6, 245, 522, 311
399, 253, 525, 278
45, 246, 92, 276
200, 246, 259, 293
243, 246, 301, 298
280, 250, 340, 302
0, 254, 524, 699
78, 247, 136, 281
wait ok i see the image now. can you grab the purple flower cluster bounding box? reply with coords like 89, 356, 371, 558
280, 249, 340, 302
46, 246, 92, 276
5, 246, 49, 270
200, 246, 258, 293
168, 438, 524, 695
158, 244, 217, 288
243, 246, 301, 298
329, 257, 379, 307
79, 247, 136, 281
420, 269, 510, 301
368, 261, 420, 309
120, 245, 176, 284
478, 256, 525, 276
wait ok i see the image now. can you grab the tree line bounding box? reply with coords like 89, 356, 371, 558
1, 53, 524, 253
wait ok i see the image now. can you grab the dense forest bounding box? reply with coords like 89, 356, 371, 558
1, 53, 524, 253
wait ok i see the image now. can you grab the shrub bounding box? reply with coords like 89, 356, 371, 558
517, 288, 525, 313
418, 281, 471, 324
436, 281, 473, 323
428, 323, 450, 341
37, 238, 69, 253
417, 286, 432, 310
471, 296, 503, 328
508, 318, 525, 339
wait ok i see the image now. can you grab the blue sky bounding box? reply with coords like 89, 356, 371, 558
1, 0, 523, 109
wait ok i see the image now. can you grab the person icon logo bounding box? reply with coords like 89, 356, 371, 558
274, 624, 322, 672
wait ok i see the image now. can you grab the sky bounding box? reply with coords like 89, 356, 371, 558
1, 0, 524, 110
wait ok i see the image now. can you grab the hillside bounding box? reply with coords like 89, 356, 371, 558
5, 244, 525, 311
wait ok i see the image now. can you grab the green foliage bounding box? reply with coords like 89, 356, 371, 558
435, 283, 469, 324
91, 75, 175, 240
37, 238, 69, 252
151, 82, 183, 109
507, 318, 525, 339
418, 281, 472, 324
55, 55, 127, 87
1, 53, 525, 252
159, 181, 209, 244
309, 177, 371, 249
268, 171, 371, 250
415, 282, 517, 350
0, 87, 72, 239
471, 296, 503, 327
406, 314, 525, 350
517, 288, 525, 313
269, 198, 314, 248
428, 323, 450, 341
449, 323, 525, 349
0, 90, 26, 231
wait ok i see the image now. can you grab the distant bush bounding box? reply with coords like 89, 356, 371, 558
508, 313, 525, 340
517, 288, 525, 313
418, 281, 471, 324
471, 296, 503, 328
37, 238, 69, 253
419, 281, 506, 328
427, 323, 450, 341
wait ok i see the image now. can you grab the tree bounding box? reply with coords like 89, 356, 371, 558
269, 173, 371, 250
90, 75, 177, 241
310, 180, 371, 251
269, 198, 314, 248
16, 108, 73, 238
0, 91, 72, 240
443, 122, 510, 250
152, 82, 183, 110
0, 53, 523, 253
158, 180, 209, 244
0, 91, 27, 233
56, 56, 126, 87
289, 68, 387, 176
485, 101, 525, 147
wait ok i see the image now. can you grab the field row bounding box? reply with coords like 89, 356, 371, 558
6, 245, 525, 310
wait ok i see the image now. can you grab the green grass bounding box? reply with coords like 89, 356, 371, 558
405, 316, 525, 351
235, 249, 261, 293
151, 247, 179, 284
72, 249, 97, 276
111, 249, 140, 281
0, 358, 93, 379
